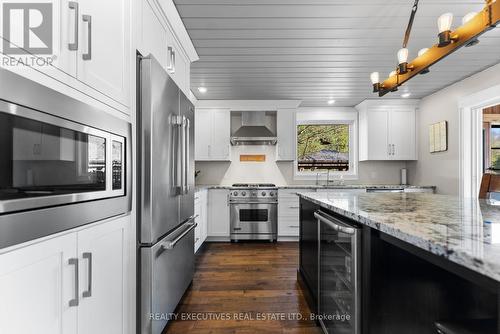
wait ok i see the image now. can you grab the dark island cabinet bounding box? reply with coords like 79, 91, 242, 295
298, 197, 499, 334
299, 198, 362, 334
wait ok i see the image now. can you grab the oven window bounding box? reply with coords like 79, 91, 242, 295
0, 112, 107, 201
239, 209, 268, 222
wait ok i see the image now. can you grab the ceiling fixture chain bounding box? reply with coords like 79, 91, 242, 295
403, 0, 419, 48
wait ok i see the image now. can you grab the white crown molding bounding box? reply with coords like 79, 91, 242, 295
196, 100, 302, 110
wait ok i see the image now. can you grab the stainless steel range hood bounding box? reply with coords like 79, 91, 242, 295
230, 111, 277, 145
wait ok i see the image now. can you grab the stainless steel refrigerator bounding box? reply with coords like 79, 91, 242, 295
138, 55, 196, 334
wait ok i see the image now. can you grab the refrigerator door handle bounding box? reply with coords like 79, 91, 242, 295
161, 217, 198, 250
181, 116, 187, 195
173, 115, 183, 193
184, 118, 191, 195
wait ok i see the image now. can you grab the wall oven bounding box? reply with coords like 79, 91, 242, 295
0, 69, 131, 249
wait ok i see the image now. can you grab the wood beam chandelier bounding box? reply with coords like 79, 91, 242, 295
370, 0, 500, 97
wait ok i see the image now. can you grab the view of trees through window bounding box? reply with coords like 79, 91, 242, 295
491, 125, 500, 170
297, 124, 349, 172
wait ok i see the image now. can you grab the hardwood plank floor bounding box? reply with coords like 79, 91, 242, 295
164, 242, 321, 334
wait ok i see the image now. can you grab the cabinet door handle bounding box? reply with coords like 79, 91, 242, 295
388, 144, 391, 156
68, 258, 79, 307
82, 15, 92, 60
288, 225, 300, 228
289, 206, 300, 209
68, 2, 79, 50
171, 50, 176, 74
392, 144, 396, 155
167, 46, 173, 72
82, 252, 92, 298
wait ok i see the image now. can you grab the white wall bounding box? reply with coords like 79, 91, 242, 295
408, 62, 500, 195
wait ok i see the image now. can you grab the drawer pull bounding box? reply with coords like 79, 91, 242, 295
288, 225, 300, 228
288, 206, 300, 209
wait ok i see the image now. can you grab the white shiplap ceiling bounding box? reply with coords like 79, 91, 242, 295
173, 0, 500, 107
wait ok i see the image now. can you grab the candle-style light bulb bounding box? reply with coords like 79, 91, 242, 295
438, 13, 455, 47
370, 72, 381, 92
438, 13, 453, 33
397, 48, 409, 64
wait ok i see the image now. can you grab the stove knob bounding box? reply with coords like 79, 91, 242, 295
233, 191, 238, 196
261, 192, 267, 196
270, 192, 275, 197
242, 191, 246, 196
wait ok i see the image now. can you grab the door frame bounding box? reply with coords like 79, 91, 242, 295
459, 84, 500, 198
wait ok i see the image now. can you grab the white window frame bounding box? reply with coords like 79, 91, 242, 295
294, 109, 358, 181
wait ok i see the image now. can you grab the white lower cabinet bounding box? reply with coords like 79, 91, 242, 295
207, 189, 230, 239
0, 215, 129, 334
278, 188, 315, 238
0, 233, 77, 334
77, 216, 128, 334
194, 189, 208, 251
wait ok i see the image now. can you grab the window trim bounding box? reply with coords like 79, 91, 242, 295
294, 117, 358, 181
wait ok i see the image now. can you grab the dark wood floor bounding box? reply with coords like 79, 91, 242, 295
164, 242, 321, 334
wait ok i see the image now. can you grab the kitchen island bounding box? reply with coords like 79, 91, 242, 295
297, 191, 500, 334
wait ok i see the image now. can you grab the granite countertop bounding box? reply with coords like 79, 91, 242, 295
195, 184, 436, 191
297, 191, 500, 282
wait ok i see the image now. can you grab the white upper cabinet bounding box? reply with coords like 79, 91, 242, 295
195, 108, 231, 161
276, 109, 296, 161
389, 107, 417, 160
138, 0, 199, 96
1, 0, 131, 113
140, 0, 168, 68
356, 100, 418, 161
49, 0, 78, 77
77, 0, 129, 106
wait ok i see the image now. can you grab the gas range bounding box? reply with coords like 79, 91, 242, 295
230, 184, 278, 201
229, 183, 278, 242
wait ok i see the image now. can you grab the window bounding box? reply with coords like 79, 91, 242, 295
294, 114, 357, 180
491, 125, 500, 170
297, 124, 350, 172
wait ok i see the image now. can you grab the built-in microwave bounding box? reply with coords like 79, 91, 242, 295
0, 100, 126, 213
0, 68, 131, 249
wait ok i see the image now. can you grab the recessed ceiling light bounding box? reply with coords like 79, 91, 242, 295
198, 87, 207, 94
327, 100, 336, 105
401, 92, 411, 98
